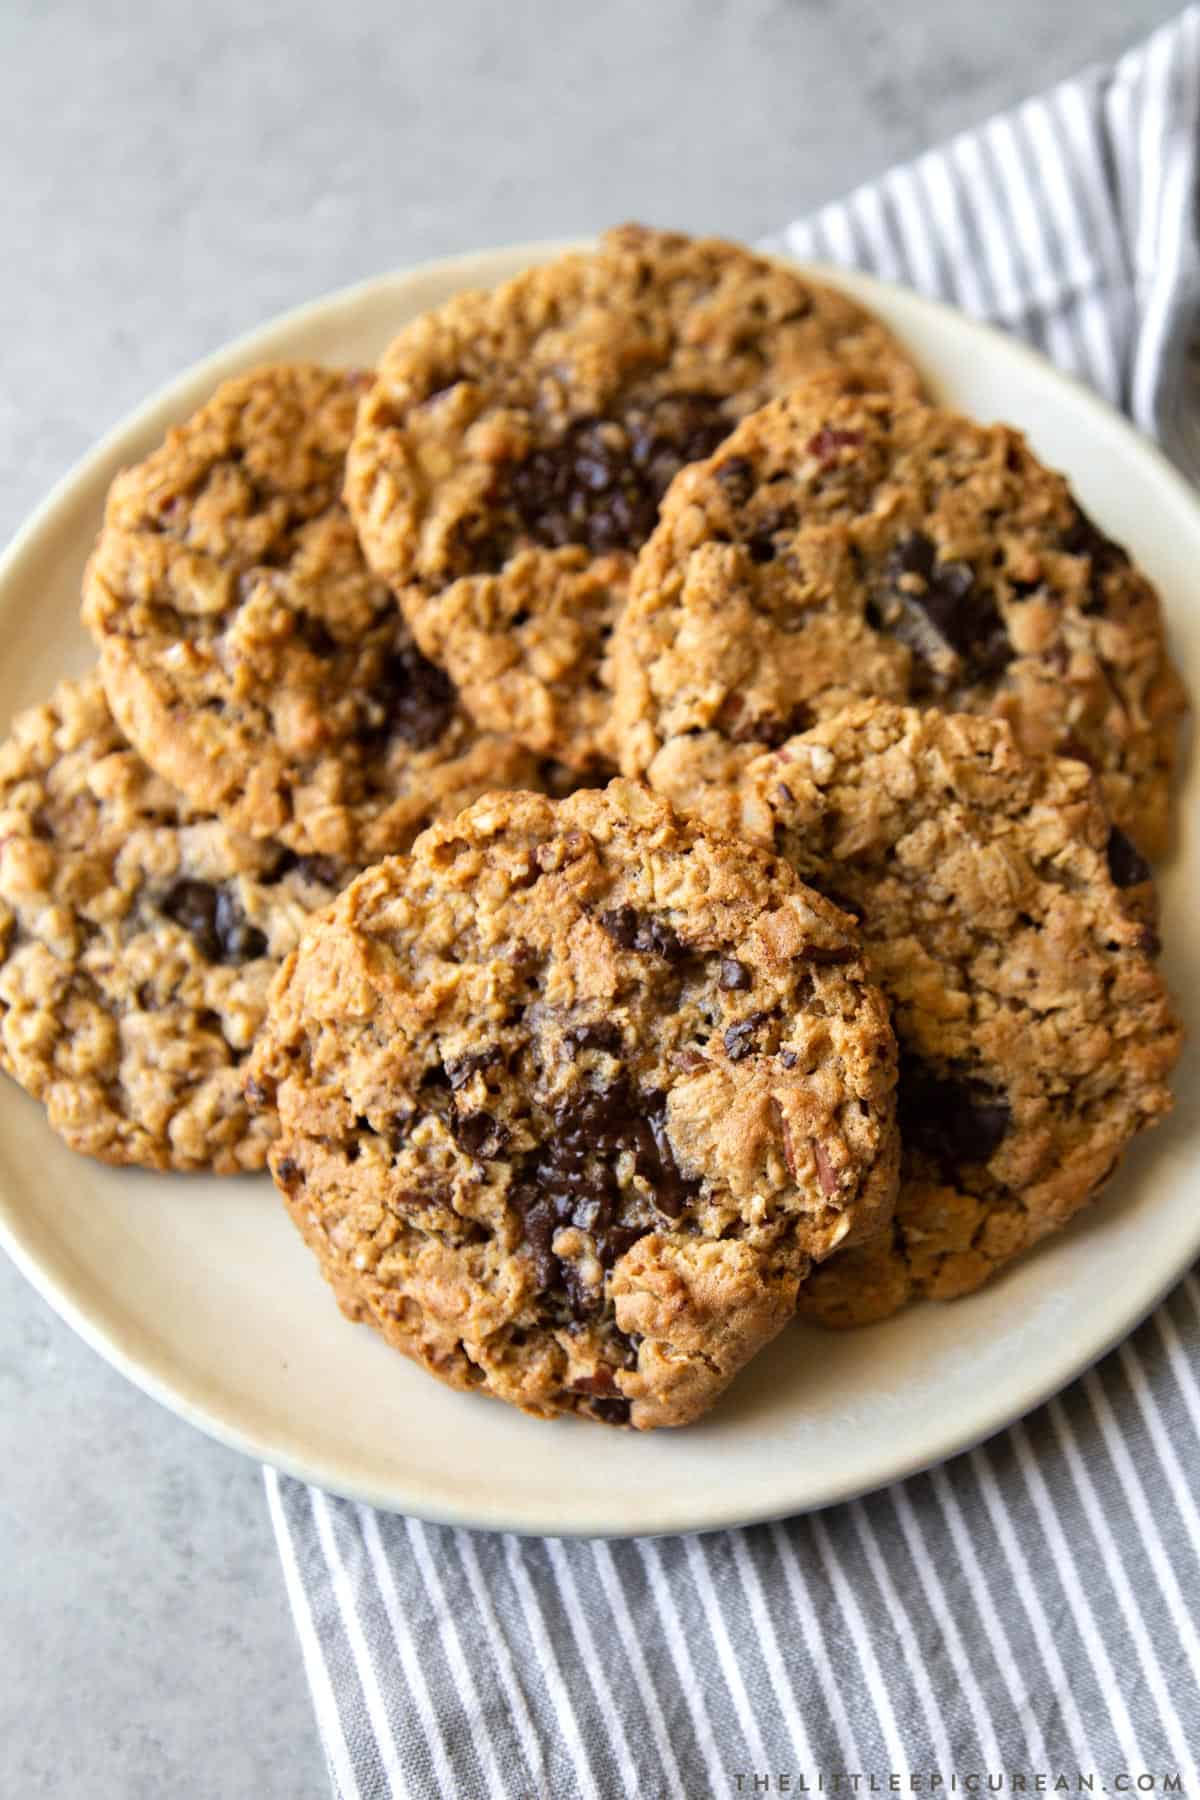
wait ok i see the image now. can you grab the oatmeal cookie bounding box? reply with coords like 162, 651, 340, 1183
249, 780, 899, 1427
612, 375, 1187, 857
728, 702, 1181, 1322
0, 674, 346, 1171
82, 364, 539, 860
345, 225, 923, 770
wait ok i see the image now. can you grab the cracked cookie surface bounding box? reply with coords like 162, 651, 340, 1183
728, 702, 1182, 1322
249, 780, 899, 1427
612, 376, 1187, 858
83, 363, 539, 860
0, 674, 346, 1171
345, 225, 923, 771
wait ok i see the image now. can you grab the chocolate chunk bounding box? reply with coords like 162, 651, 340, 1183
510, 1093, 625, 1302
876, 530, 1012, 691
513, 1191, 558, 1291
275, 1157, 302, 1188
889, 530, 936, 583
507, 427, 638, 551
598, 904, 639, 949
496, 393, 731, 557
636, 1094, 700, 1218
803, 943, 854, 966
719, 958, 752, 991
446, 1047, 503, 1090
161, 879, 222, 959
161, 879, 268, 964
369, 644, 457, 749
511, 1078, 698, 1305
723, 1012, 768, 1063
600, 1223, 645, 1264
898, 1055, 1010, 1173
556, 1085, 635, 1161
636, 916, 685, 961
1105, 827, 1151, 890
588, 1397, 632, 1425
598, 906, 686, 960
451, 1110, 509, 1159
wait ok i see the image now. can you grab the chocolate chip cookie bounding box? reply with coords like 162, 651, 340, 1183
728, 702, 1181, 1322
0, 674, 346, 1171
83, 364, 539, 860
249, 781, 899, 1428
612, 375, 1187, 857
345, 225, 923, 771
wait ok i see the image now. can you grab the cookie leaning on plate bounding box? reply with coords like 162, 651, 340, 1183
249, 781, 900, 1428
82, 363, 540, 862
345, 224, 923, 772
729, 702, 1182, 1323
0, 674, 347, 1172
611, 374, 1187, 858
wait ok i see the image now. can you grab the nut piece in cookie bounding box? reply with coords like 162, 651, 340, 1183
0, 674, 347, 1172
731, 701, 1182, 1321
250, 780, 899, 1428
612, 374, 1187, 858
345, 225, 923, 772
82, 363, 540, 861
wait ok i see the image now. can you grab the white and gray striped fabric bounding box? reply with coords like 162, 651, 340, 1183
268, 9, 1200, 1795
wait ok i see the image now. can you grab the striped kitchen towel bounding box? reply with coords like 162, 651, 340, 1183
267, 8, 1200, 1796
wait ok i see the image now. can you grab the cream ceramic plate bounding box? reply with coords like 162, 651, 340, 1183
0, 243, 1196, 1538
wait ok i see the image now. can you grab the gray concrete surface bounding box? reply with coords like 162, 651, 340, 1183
0, 0, 1178, 1793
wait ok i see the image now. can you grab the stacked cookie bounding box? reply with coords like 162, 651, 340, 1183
0, 365, 541, 1174
0, 225, 1184, 1430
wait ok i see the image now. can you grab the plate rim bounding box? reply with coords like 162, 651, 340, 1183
0, 238, 1196, 1538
